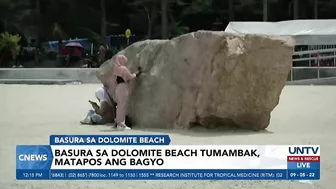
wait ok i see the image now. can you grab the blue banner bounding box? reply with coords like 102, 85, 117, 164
16, 169, 320, 180
16, 140, 321, 181
49, 135, 171, 145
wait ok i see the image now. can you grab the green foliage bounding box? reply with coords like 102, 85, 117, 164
170, 21, 189, 37
105, 49, 115, 59
1, 0, 336, 43
79, 28, 102, 45
107, 46, 127, 58
181, 0, 214, 16
0, 32, 21, 59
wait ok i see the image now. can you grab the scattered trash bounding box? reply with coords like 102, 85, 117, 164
66, 81, 82, 85
298, 180, 313, 185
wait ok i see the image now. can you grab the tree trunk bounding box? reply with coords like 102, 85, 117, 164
100, 0, 106, 42
161, 0, 168, 39
144, 5, 152, 39
148, 2, 159, 39
35, 0, 41, 46
293, 0, 299, 19
314, 0, 318, 19
263, 0, 268, 21
228, 0, 235, 21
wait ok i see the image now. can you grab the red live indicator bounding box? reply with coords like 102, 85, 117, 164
287, 156, 320, 162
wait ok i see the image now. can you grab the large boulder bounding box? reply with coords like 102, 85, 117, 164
99, 31, 295, 130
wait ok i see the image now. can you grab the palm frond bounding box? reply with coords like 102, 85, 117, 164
0, 32, 21, 58
52, 23, 69, 40
78, 27, 101, 43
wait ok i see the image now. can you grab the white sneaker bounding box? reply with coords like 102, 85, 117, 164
117, 126, 132, 130
117, 122, 131, 130
80, 117, 92, 125
124, 126, 132, 130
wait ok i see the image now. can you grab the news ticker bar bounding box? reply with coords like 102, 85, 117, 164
16, 169, 320, 180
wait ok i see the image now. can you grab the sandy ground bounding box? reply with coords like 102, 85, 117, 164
0, 84, 335, 189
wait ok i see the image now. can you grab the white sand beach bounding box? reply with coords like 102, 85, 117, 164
0, 84, 335, 189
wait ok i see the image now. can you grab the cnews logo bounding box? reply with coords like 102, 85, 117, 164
19, 154, 48, 161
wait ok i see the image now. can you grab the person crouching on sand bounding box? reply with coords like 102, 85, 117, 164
80, 87, 116, 125
112, 54, 141, 130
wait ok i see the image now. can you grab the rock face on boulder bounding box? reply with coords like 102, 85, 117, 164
99, 31, 295, 130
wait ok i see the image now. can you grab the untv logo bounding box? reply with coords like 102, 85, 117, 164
288, 146, 319, 155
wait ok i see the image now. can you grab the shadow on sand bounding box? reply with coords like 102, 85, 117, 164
100, 124, 273, 137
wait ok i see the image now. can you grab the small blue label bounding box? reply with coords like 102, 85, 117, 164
287, 162, 320, 170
